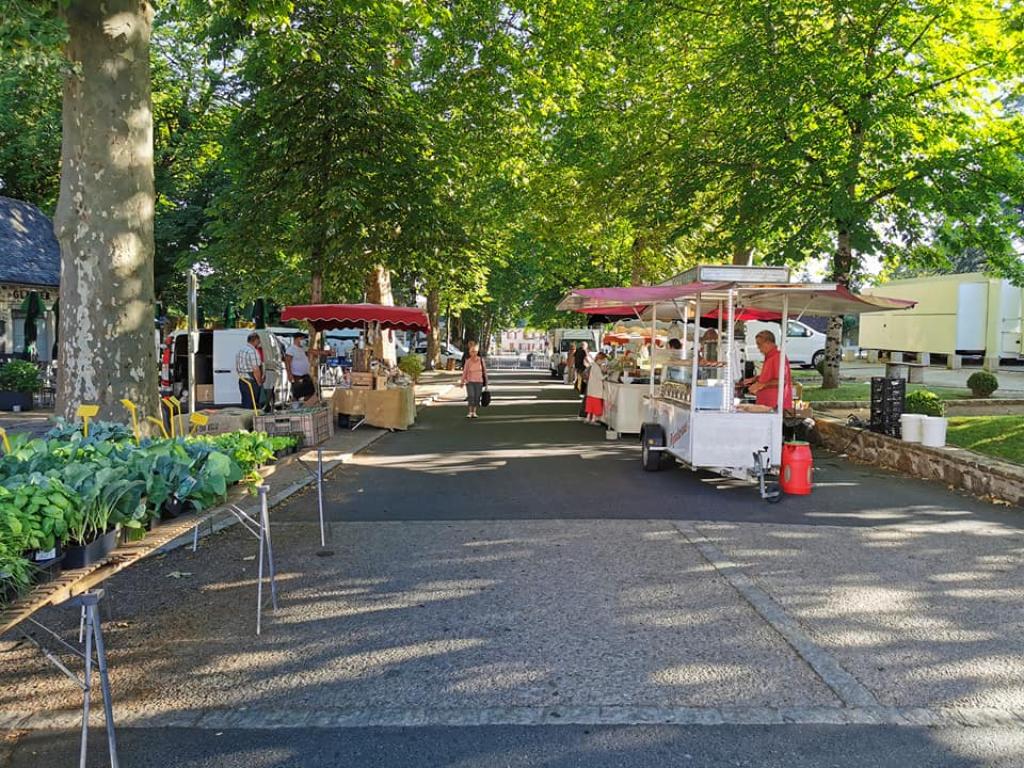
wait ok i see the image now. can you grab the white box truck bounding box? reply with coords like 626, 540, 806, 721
547, 328, 601, 378
860, 273, 1024, 369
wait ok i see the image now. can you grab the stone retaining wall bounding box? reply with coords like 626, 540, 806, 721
811, 398, 1024, 410
810, 416, 1024, 507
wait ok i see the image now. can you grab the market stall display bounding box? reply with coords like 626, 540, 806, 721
558, 264, 916, 500
331, 386, 416, 431
281, 304, 427, 430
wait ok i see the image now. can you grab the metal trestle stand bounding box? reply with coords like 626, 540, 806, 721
191, 484, 278, 634
20, 589, 119, 768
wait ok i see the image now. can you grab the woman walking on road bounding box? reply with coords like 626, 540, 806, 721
461, 341, 487, 419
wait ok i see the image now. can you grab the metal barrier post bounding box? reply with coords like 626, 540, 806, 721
317, 447, 327, 547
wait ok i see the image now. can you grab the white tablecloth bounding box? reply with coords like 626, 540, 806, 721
603, 381, 648, 435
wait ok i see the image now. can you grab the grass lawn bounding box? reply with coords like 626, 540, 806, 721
801, 382, 973, 402
946, 416, 1024, 464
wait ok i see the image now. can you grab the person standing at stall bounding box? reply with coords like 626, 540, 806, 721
461, 341, 487, 419
235, 333, 264, 410
584, 352, 608, 424
573, 341, 591, 390
284, 334, 319, 405
564, 342, 577, 385
743, 330, 792, 410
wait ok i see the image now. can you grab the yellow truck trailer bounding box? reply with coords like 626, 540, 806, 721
860, 273, 1024, 370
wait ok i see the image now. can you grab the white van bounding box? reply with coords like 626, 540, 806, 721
548, 329, 600, 377
168, 329, 286, 406
744, 320, 826, 368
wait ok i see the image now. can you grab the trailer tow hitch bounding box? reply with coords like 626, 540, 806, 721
753, 447, 782, 503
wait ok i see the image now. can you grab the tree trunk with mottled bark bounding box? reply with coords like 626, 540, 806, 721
309, 267, 323, 385
822, 228, 854, 389
425, 285, 440, 370
54, 0, 158, 422
630, 236, 645, 285
731, 242, 752, 265
365, 265, 396, 363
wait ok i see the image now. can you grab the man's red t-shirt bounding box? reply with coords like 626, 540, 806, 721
756, 347, 792, 409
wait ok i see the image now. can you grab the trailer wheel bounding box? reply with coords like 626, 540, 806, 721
641, 424, 666, 472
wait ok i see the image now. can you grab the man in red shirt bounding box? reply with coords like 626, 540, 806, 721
744, 330, 792, 410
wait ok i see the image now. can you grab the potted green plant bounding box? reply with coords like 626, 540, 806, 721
0, 360, 41, 412
61, 465, 129, 568
0, 477, 78, 582
0, 541, 32, 606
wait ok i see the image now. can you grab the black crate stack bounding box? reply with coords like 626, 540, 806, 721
870, 377, 905, 437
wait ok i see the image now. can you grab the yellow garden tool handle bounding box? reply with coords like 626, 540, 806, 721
77, 404, 99, 438
145, 416, 169, 439
240, 377, 259, 417
120, 399, 141, 445
161, 398, 176, 438
189, 412, 209, 436
0, 427, 9, 454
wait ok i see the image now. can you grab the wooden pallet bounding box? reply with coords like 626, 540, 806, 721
0, 507, 221, 636
0, 438, 317, 637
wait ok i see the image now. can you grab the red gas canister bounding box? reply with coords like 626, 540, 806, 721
780, 441, 813, 495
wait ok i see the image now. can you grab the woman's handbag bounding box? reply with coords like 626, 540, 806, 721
480, 360, 491, 407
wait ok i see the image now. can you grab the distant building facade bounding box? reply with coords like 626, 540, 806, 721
0, 196, 60, 361
500, 328, 547, 355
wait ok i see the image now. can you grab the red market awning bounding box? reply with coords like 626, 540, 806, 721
280, 304, 430, 332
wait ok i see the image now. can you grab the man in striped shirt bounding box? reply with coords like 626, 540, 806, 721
236, 333, 264, 409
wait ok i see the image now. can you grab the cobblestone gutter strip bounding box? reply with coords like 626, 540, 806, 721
810, 416, 1024, 506
9, 705, 1024, 730
673, 522, 878, 709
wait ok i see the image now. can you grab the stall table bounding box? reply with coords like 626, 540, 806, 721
332, 386, 415, 430
602, 380, 648, 435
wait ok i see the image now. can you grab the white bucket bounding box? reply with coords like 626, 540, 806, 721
921, 416, 947, 448
605, 429, 618, 440
900, 413, 924, 443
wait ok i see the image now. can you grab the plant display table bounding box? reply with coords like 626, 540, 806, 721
1, 473, 280, 768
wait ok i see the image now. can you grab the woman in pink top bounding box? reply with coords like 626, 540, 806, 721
460, 341, 487, 419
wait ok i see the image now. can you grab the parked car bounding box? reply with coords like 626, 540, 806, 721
744, 320, 826, 368
409, 341, 462, 368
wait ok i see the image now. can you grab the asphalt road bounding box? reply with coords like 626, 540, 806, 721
8, 724, 1024, 768
6, 371, 1024, 767
286, 371, 1022, 529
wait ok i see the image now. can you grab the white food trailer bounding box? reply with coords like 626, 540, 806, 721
558, 265, 916, 500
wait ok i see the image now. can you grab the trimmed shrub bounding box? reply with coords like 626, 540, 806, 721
398, 354, 424, 383
0, 360, 41, 392
966, 371, 998, 398
904, 389, 945, 417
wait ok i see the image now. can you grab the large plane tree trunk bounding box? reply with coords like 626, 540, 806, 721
425, 285, 441, 370
366, 265, 396, 364
54, 0, 159, 422
822, 227, 854, 389
309, 266, 323, 385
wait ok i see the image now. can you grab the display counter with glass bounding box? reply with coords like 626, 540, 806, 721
652, 362, 782, 470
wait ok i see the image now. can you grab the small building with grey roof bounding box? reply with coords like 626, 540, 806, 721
0, 195, 59, 361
